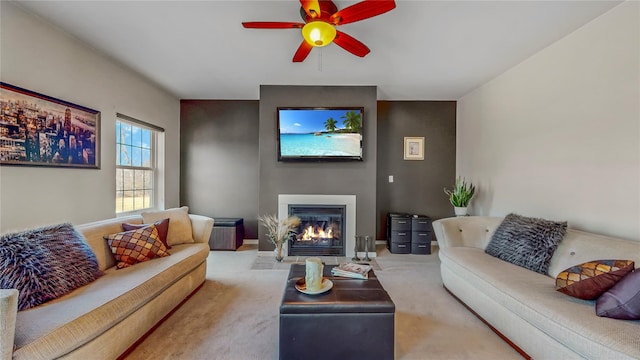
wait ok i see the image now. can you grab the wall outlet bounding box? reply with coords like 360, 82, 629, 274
388, 175, 394, 183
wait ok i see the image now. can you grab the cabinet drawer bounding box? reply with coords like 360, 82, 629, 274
390, 218, 412, 231
390, 242, 410, 254
411, 231, 431, 244
411, 218, 432, 231
390, 231, 411, 243
411, 242, 431, 255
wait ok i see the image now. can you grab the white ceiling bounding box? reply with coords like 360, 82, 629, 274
13, 0, 622, 100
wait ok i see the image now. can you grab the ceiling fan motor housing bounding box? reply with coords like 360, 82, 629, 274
299, 0, 338, 23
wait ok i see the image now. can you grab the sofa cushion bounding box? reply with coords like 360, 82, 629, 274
0, 223, 102, 311
485, 213, 567, 274
13, 242, 210, 360
555, 260, 635, 300
122, 218, 171, 249
596, 270, 640, 320
142, 206, 194, 246
105, 225, 169, 269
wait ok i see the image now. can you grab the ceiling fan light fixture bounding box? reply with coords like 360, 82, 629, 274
302, 21, 336, 47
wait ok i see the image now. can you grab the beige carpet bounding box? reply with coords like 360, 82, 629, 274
125, 245, 522, 360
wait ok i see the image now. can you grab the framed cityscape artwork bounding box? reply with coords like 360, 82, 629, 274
0, 82, 100, 169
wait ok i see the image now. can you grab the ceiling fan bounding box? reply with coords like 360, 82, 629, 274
242, 0, 396, 62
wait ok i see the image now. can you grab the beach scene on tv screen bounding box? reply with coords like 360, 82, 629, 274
279, 109, 362, 157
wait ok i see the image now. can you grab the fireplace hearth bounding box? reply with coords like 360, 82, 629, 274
288, 205, 345, 256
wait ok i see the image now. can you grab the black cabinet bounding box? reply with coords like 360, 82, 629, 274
386, 213, 432, 254
387, 213, 412, 254
411, 242, 430, 254
411, 216, 432, 254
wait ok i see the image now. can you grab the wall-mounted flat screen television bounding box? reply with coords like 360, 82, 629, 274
277, 107, 364, 162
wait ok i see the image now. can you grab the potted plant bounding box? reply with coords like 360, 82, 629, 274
258, 214, 300, 262
444, 177, 475, 216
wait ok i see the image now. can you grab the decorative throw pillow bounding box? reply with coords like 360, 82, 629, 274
556, 260, 634, 300
596, 270, 640, 320
0, 223, 103, 311
485, 213, 567, 274
141, 206, 194, 246
104, 225, 170, 269
122, 218, 171, 249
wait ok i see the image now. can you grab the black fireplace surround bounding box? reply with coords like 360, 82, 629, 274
288, 205, 345, 256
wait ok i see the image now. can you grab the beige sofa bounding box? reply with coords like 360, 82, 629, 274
433, 216, 640, 359
1, 213, 213, 360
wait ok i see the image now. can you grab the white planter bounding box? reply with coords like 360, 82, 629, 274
454, 207, 468, 217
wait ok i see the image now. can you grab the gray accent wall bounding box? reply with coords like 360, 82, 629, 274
376, 101, 457, 239
258, 85, 378, 251
180, 100, 260, 238
179, 93, 457, 246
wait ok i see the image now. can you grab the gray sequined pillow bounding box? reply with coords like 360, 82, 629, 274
0, 223, 103, 310
485, 213, 567, 274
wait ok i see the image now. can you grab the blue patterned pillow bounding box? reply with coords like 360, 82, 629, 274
485, 213, 567, 274
0, 223, 103, 310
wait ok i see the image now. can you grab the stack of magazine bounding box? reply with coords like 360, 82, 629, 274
331, 262, 372, 279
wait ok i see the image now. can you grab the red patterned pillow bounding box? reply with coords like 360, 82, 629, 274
104, 225, 170, 269
555, 260, 635, 300
122, 218, 171, 249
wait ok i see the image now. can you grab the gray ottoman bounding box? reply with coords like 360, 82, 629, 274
209, 218, 244, 250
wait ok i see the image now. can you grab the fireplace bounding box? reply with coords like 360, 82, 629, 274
288, 205, 345, 256
278, 194, 362, 258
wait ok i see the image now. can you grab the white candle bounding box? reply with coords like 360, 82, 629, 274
305, 257, 324, 292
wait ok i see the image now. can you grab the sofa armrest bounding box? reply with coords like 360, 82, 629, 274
189, 214, 214, 244
433, 216, 504, 250
1, 289, 18, 360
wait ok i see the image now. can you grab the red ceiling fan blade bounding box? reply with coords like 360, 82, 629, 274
293, 40, 313, 62
300, 0, 321, 19
333, 30, 370, 57
330, 0, 396, 25
242, 22, 304, 29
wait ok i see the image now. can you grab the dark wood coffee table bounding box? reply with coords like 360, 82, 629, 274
279, 264, 395, 360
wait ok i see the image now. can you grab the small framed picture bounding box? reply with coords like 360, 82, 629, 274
403, 137, 424, 160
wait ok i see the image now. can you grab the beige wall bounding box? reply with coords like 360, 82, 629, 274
457, 1, 639, 241
0, 2, 181, 232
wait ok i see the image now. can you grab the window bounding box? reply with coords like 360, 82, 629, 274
115, 114, 163, 214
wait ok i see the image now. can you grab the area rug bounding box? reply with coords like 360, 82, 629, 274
125, 244, 521, 360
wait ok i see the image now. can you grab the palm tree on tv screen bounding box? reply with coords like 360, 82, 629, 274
324, 117, 337, 133
341, 111, 362, 133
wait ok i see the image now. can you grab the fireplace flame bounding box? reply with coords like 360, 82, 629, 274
301, 225, 333, 240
